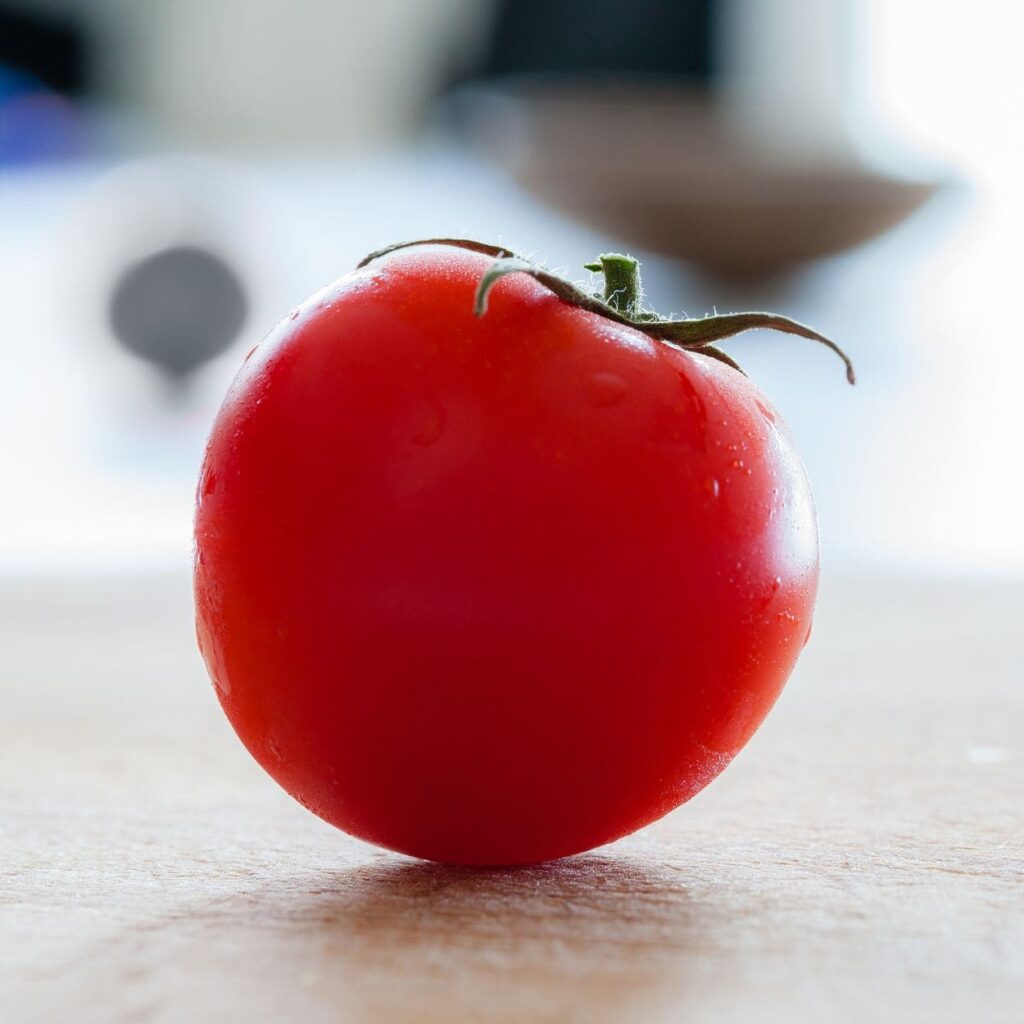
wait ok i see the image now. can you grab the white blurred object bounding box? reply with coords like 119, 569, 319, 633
58, 155, 281, 399
719, 0, 862, 166
0, 157, 297, 574
91, 0, 488, 150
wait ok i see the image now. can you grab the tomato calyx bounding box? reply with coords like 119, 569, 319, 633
358, 239, 855, 384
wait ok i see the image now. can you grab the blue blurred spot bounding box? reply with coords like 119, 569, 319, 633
0, 64, 86, 165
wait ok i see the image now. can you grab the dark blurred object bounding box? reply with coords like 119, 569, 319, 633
109, 247, 248, 384
456, 82, 939, 280
474, 0, 714, 80
0, 4, 86, 94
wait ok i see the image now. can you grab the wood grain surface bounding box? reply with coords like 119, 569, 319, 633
2, 572, 1022, 1023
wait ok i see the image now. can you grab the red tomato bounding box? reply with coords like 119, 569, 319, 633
194, 243, 821, 865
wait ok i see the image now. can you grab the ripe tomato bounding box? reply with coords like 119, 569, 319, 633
195, 240, 839, 865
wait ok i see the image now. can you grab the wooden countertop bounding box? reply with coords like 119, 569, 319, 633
2, 572, 1021, 1023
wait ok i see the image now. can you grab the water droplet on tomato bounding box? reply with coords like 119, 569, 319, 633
243, 345, 258, 363
289, 307, 301, 321
201, 469, 218, 498
676, 370, 707, 430
585, 372, 629, 408
704, 476, 720, 498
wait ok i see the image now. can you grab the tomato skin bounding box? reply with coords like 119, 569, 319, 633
194, 246, 817, 865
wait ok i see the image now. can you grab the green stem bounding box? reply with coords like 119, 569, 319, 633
358, 238, 855, 385
584, 253, 642, 316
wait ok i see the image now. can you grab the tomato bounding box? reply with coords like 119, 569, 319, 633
194, 240, 847, 865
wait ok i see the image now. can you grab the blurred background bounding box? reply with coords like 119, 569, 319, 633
2, 0, 1022, 578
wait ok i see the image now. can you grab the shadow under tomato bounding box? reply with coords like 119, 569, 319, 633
246, 852, 720, 1023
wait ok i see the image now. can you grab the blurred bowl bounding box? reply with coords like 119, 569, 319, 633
455, 81, 940, 279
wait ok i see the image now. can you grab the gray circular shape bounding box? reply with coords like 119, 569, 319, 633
109, 246, 248, 378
